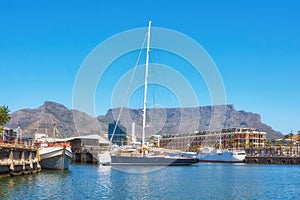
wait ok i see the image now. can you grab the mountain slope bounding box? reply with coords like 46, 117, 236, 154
98, 105, 282, 140
6, 101, 100, 137
7, 101, 282, 140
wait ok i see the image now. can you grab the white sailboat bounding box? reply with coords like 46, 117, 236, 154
99, 21, 199, 166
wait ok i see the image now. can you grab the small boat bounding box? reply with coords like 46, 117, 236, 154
35, 126, 73, 170
38, 141, 73, 170
197, 146, 246, 163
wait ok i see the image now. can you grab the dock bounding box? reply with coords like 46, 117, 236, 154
245, 155, 300, 165
0, 143, 41, 178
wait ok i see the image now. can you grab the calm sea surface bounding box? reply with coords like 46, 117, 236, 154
1, 163, 300, 200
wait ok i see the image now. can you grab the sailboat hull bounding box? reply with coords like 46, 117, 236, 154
109, 155, 199, 166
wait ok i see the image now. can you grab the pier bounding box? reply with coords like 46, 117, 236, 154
0, 143, 41, 178
245, 156, 300, 165
244, 144, 300, 165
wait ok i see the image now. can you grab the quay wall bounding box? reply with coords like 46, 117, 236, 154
245, 156, 300, 165
0, 144, 41, 178
73, 152, 98, 164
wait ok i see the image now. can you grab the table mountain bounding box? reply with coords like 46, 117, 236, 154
6, 101, 282, 140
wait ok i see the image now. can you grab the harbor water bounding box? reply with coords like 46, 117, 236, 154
1, 163, 300, 200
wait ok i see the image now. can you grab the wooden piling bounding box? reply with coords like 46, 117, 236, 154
0, 143, 41, 178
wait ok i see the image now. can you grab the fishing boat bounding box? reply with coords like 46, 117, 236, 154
99, 21, 199, 166
35, 125, 73, 170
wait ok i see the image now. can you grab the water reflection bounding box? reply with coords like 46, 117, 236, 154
110, 165, 166, 174
97, 164, 112, 174
1, 164, 300, 199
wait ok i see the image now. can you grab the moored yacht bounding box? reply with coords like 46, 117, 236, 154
110, 155, 199, 166
105, 145, 199, 166
197, 146, 246, 163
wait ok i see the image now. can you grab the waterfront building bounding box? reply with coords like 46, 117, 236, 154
63, 134, 110, 164
160, 128, 267, 151
65, 134, 110, 153
1, 127, 33, 145
108, 122, 127, 146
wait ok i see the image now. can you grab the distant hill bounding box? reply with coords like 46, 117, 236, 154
6, 101, 282, 140
6, 101, 101, 138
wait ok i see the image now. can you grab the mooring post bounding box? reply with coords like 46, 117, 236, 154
29, 151, 33, 169
21, 150, 25, 171
9, 149, 14, 172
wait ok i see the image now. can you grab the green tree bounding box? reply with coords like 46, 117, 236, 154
0, 105, 11, 132
258, 145, 263, 155
262, 138, 267, 154
288, 141, 294, 155
262, 138, 267, 147
247, 142, 254, 155
248, 141, 254, 148
266, 141, 273, 155
242, 142, 246, 150
250, 142, 255, 154
266, 141, 273, 147
277, 141, 284, 155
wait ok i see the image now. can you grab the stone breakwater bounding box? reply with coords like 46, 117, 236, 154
0, 143, 41, 178
245, 156, 300, 165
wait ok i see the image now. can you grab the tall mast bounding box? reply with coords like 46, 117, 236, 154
142, 20, 152, 152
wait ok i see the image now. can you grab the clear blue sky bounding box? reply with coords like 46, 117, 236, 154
0, 0, 299, 134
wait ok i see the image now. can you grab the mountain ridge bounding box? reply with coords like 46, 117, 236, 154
6, 101, 282, 140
